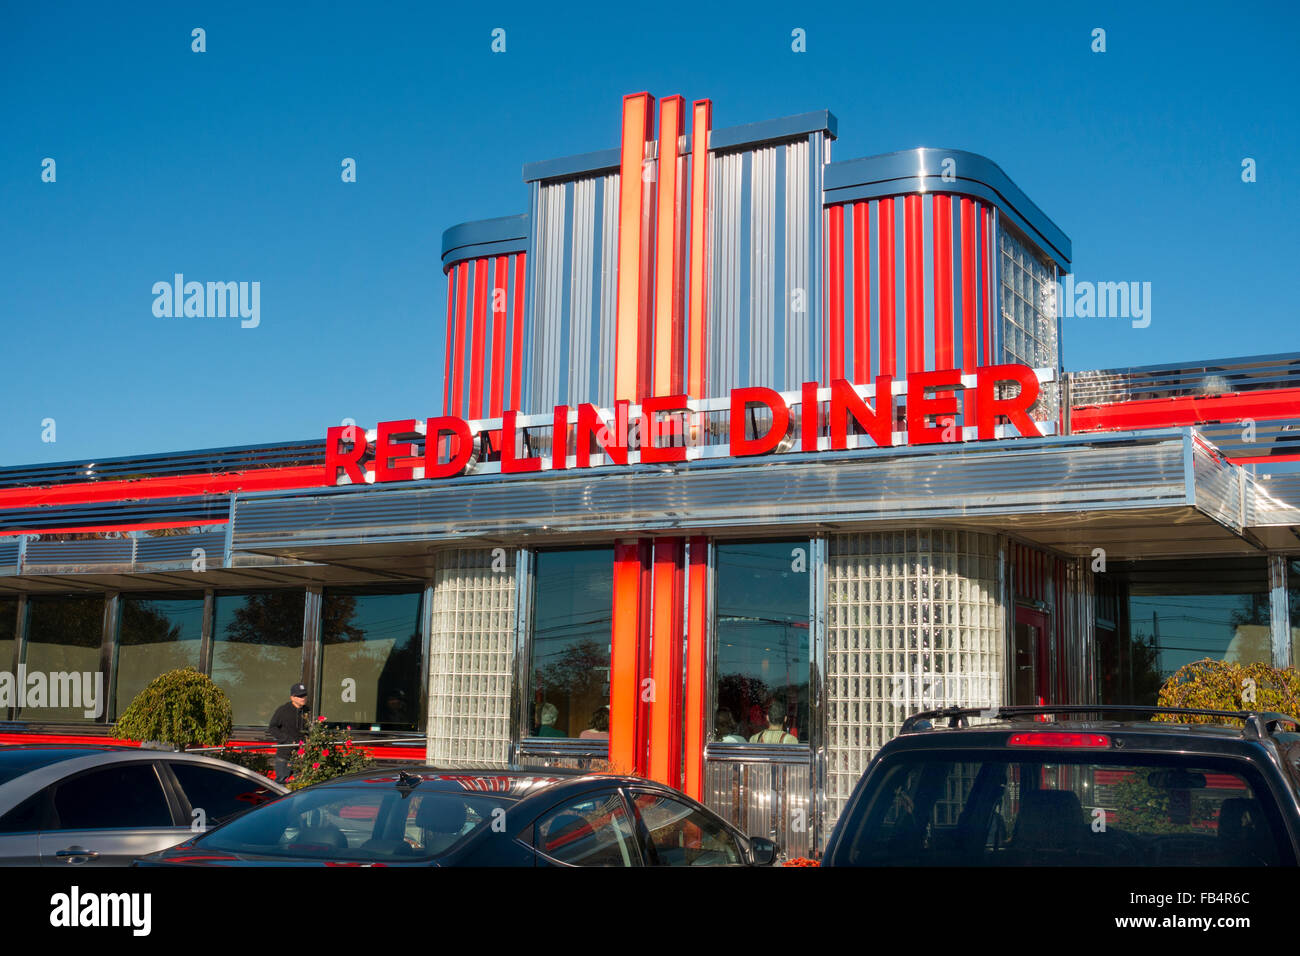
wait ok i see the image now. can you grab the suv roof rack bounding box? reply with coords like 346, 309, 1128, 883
899, 704, 1300, 739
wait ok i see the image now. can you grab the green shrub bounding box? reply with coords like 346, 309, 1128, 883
286, 717, 374, 790
115, 667, 233, 750
1156, 659, 1300, 724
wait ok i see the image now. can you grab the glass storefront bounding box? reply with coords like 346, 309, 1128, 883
714, 539, 810, 744
1097, 558, 1275, 706
20, 595, 105, 721
527, 547, 613, 740
211, 590, 306, 726
319, 587, 423, 730
0, 598, 16, 673
113, 593, 204, 718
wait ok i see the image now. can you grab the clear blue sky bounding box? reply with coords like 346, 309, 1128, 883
2, 0, 1296, 464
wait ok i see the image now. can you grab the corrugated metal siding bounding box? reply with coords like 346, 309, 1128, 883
708, 134, 824, 395
525, 172, 619, 413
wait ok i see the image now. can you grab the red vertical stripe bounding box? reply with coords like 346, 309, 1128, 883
981, 204, 992, 367
452, 261, 469, 417
933, 195, 953, 370
960, 198, 977, 373
511, 253, 526, 412
469, 259, 489, 420
904, 194, 925, 377
877, 199, 896, 378
852, 201, 870, 382
443, 266, 457, 415
827, 205, 845, 381
610, 539, 651, 776
490, 256, 508, 418
648, 537, 684, 787
687, 100, 712, 402
683, 536, 708, 801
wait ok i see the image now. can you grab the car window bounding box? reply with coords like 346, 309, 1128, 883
168, 762, 280, 828
834, 753, 1291, 866
632, 792, 741, 866
534, 791, 642, 866
0, 791, 47, 833
198, 786, 505, 861
51, 763, 174, 830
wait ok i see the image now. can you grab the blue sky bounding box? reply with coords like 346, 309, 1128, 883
2, 0, 1296, 464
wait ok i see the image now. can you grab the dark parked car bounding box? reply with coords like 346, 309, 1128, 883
138, 766, 780, 866
822, 705, 1300, 867
0, 745, 287, 866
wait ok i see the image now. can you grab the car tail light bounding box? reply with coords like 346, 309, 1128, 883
1008, 732, 1110, 748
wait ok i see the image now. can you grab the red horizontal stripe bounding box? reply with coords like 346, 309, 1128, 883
0, 465, 329, 511
1073, 387, 1300, 432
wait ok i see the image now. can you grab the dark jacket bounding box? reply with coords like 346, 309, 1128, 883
268, 701, 308, 744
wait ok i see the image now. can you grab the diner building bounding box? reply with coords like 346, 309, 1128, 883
2, 93, 1299, 856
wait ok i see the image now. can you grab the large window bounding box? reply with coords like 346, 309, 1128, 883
714, 540, 810, 744
528, 548, 613, 740
319, 587, 423, 731
0, 598, 16, 695
20, 595, 105, 722
211, 590, 306, 726
1097, 559, 1275, 706
113, 593, 204, 718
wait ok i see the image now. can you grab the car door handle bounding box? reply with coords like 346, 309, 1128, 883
55, 846, 100, 862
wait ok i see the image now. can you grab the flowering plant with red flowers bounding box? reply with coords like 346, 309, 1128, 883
781, 856, 820, 867
287, 716, 373, 790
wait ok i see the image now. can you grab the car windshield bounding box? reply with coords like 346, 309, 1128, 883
195, 786, 510, 861
832, 750, 1292, 866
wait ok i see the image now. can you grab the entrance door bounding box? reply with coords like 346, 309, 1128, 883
1012, 607, 1050, 706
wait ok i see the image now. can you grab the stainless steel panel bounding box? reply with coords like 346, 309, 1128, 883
517, 738, 609, 771
703, 746, 812, 858
1191, 438, 1244, 532
230, 432, 1197, 550
1070, 352, 1300, 406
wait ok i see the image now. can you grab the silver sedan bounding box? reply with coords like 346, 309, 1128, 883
0, 745, 287, 866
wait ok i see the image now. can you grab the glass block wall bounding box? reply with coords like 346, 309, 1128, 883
825, 530, 1004, 829
999, 223, 1059, 422
426, 548, 517, 765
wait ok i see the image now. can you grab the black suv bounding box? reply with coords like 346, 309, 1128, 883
822, 706, 1300, 866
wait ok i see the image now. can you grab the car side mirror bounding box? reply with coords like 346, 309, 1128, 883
749, 836, 780, 866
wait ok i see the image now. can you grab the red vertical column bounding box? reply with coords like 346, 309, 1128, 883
852, 201, 871, 382
489, 255, 508, 418
469, 259, 489, 420
933, 195, 954, 370
610, 539, 652, 775
981, 204, 992, 367
877, 199, 896, 377
443, 266, 458, 415
615, 93, 655, 403
648, 537, 685, 786
687, 100, 712, 402
451, 260, 469, 417
904, 194, 925, 377
960, 198, 977, 373
826, 205, 845, 382
654, 96, 684, 398
682, 536, 708, 801
510, 253, 526, 411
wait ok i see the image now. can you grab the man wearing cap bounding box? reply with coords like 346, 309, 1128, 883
268, 683, 310, 784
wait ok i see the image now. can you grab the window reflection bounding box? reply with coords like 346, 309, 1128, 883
528, 548, 613, 740
114, 593, 204, 718
1097, 559, 1275, 706
319, 588, 423, 731
714, 540, 810, 744
211, 590, 306, 726
21, 595, 105, 721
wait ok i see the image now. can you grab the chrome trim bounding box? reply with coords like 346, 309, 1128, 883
419, 583, 435, 738
1269, 554, 1291, 669
99, 593, 119, 723
808, 535, 827, 852
301, 586, 322, 720
198, 589, 214, 676
510, 548, 535, 766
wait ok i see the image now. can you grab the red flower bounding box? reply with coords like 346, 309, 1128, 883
312, 762, 321, 769
321, 748, 330, 757
297, 748, 305, 756
318, 715, 326, 722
